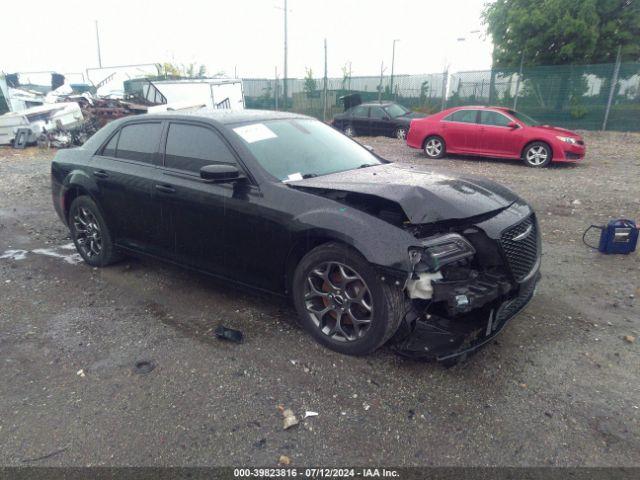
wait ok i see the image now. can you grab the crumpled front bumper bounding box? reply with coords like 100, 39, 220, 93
390, 270, 541, 363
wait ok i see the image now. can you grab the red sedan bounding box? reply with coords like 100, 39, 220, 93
407, 106, 586, 168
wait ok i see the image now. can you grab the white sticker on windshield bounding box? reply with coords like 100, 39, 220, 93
284, 172, 303, 182
233, 123, 277, 143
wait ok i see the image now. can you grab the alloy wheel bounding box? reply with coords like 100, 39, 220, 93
344, 126, 355, 137
526, 145, 548, 166
304, 261, 373, 342
396, 128, 407, 140
73, 206, 103, 259
424, 138, 442, 157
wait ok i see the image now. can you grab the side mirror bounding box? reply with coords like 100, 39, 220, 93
200, 164, 244, 183
507, 121, 519, 129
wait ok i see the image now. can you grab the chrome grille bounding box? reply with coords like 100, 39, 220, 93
500, 215, 539, 281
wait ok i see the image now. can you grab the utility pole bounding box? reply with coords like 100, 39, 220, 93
275, 66, 279, 110
323, 39, 328, 122
390, 39, 399, 100
513, 50, 525, 110
283, 0, 288, 110
95, 20, 103, 68
602, 44, 622, 131
378, 61, 386, 102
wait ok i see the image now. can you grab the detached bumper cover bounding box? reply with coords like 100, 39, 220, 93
391, 270, 540, 362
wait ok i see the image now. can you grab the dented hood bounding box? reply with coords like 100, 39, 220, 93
290, 163, 519, 224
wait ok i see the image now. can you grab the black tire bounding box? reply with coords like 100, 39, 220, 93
344, 124, 356, 137
68, 195, 121, 267
423, 135, 446, 158
292, 242, 405, 356
522, 141, 552, 168
394, 127, 408, 140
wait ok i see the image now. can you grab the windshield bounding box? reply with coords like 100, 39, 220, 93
385, 104, 410, 117
232, 119, 384, 181
506, 109, 540, 126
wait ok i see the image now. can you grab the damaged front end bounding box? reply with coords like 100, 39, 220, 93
391, 206, 542, 363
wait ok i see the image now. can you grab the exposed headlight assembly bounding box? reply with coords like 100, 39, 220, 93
409, 233, 475, 272
556, 135, 577, 144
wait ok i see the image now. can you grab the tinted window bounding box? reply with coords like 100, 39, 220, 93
370, 106, 386, 119
102, 132, 119, 157
116, 123, 162, 163
351, 105, 368, 117
445, 110, 478, 123
480, 111, 512, 127
165, 123, 237, 173
385, 104, 409, 117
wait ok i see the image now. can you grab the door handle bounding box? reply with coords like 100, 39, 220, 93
93, 170, 109, 178
155, 184, 176, 194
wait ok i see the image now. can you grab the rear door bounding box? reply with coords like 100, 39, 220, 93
478, 110, 522, 156
441, 109, 481, 153
91, 121, 164, 251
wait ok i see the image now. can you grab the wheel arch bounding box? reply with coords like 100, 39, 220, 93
61, 171, 102, 224
283, 234, 367, 296
422, 133, 445, 149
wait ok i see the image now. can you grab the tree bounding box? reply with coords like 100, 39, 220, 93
155, 62, 210, 78
483, 0, 640, 67
303, 68, 318, 98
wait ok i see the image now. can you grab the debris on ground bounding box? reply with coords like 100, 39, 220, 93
623, 335, 636, 343
76, 369, 85, 378
214, 325, 244, 343
303, 411, 318, 419
132, 360, 156, 374
278, 405, 299, 430
278, 455, 291, 465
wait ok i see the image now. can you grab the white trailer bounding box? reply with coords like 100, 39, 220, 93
141, 78, 245, 111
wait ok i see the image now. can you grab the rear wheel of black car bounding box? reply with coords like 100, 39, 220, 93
344, 125, 355, 137
292, 243, 405, 356
68, 196, 121, 267
522, 141, 552, 168
423, 136, 445, 158
395, 127, 408, 140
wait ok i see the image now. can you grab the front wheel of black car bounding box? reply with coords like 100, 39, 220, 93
68, 196, 121, 267
423, 136, 445, 158
292, 243, 405, 356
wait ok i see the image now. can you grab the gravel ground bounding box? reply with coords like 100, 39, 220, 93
0, 132, 638, 467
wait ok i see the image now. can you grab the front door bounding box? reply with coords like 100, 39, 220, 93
369, 106, 393, 136
350, 105, 370, 136
478, 110, 522, 156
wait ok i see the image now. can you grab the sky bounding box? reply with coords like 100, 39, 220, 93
2, 0, 494, 83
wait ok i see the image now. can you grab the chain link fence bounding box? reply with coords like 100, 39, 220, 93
243, 61, 640, 131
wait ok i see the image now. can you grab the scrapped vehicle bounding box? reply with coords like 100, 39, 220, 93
407, 106, 586, 167
332, 101, 424, 140
51, 110, 540, 361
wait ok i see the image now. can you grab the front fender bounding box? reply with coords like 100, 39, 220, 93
292, 207, 416, 272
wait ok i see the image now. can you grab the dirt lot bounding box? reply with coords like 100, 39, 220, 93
0, 132, 638, 467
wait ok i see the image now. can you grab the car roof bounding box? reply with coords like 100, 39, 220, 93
139, 108, 311, 125
357, 101, 395, 107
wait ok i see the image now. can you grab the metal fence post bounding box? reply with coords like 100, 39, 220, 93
513, 51, 524, 110
602, 45, 622, 131
441, 70, 448, 111
323, 38, 328, 122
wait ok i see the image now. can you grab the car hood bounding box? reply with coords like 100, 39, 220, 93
530, 124, 582, 138
289, 163, 519, 224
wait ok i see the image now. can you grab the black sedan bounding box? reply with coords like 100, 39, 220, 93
331, 101, 424, 140
51, 109, 540, 361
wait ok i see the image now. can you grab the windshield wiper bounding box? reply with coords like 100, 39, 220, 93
302, 173, 319, 178
358, 163, 377, 169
